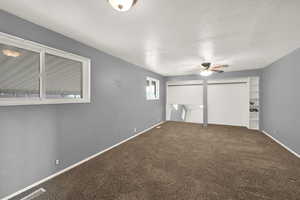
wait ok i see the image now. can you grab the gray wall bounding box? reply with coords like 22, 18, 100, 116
261, 48, 300, 155
166, 70, 262, 125
0, 10, 165, 199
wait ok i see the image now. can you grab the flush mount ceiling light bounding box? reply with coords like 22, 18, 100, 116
108, 0, 138, 12
2, 49, 21, 57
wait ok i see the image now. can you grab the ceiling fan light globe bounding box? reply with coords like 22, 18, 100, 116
200, 70, 213, 76
108, 0, 136, 12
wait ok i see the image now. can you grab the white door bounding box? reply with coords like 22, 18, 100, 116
167, 84, 203, 124
207, 82, 248, 126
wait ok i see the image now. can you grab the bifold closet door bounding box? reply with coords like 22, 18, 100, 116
207, 83, 248, 126
167, 85, 203, 124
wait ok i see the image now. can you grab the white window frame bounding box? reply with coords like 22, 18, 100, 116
0, 32, 91, 106
146, 77, 160, 100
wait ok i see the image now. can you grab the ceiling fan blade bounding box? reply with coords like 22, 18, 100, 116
211, 69, 224, 73
211, 65, 229, 69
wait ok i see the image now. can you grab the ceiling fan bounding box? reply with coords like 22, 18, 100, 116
199, 62, 229, 76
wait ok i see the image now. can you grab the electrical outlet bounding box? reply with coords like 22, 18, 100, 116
55, 160, 60, 165
134, 128, 137, 133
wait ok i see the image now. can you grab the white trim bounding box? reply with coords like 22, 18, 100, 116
167, 80, 204, 86
2, 121, 165, 200
262, 131, 300, 158
207, 77, 248, 84
0, 98, 90, 107
0, 32, 89, 62
166, 81, 169, 120
0, 33, 42, 53
0, 31, 91, 106
246, 78, 250, 129
20, 188, 46, 200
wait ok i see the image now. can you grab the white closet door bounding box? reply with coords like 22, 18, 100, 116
207, 83, 248, 126
167, 85, 203, 105
167, 85, 203, 123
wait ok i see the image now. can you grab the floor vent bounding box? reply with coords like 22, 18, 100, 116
20, 188, 46, 200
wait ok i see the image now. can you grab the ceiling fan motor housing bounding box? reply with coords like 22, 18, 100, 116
201, 62, 211, 69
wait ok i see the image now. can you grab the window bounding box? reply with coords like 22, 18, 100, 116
45, 53, 83, 99
0, 43, 40, 99
146, 77, 159, 100
0, 32, 90, 106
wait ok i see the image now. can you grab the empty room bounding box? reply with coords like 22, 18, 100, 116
0, 0, 299, 199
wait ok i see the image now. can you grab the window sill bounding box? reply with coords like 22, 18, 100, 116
0, 98, 91, 106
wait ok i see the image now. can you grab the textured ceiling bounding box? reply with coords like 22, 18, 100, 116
1, 0, 300, 76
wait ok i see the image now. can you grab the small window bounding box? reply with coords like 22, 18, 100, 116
45, 53, 83, 99
0, 32, 90, 106
146, 77, 159, 100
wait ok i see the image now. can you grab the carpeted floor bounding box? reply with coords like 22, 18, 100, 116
12, 122, 300, 200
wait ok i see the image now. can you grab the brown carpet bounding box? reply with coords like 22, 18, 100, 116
12, 122, 300, 200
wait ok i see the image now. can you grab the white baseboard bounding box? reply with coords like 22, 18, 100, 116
262, 131, 300, 158
2, 121, 165, 200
